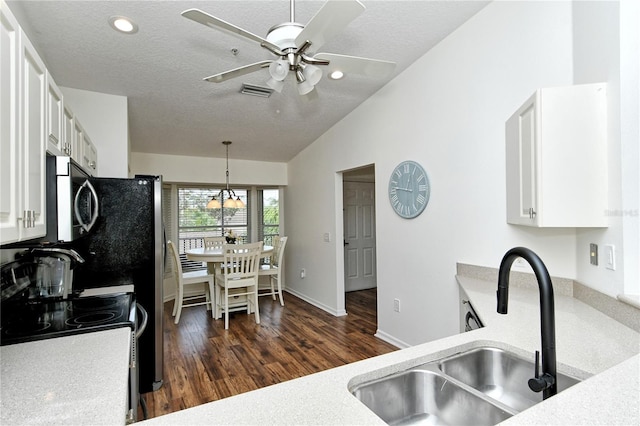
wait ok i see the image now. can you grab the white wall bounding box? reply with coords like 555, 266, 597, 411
60, 87, 129, 178
284, 1, 626, 347
130, 152, 287, 185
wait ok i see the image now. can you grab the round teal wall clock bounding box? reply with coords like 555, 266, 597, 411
388, 160, 430, 219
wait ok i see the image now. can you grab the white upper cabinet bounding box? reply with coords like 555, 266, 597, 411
46, 72, 63, 155
1, 1, 100, 245
0, 2, 21, 243
81, 130, 98, 175
19, 23, 48, 240
505, 83, 608, 227
0, 1, 47, 245
62, 105, 74, 157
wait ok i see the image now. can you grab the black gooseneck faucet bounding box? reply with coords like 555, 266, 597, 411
497, 247, 557, 400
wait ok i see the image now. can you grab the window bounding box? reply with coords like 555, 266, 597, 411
177, 186, 249, 271
259, 189, 279, 246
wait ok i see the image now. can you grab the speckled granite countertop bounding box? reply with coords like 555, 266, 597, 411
141, 274, 639, 425
0, 327, 131, 425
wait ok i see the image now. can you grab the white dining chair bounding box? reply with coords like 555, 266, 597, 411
214, 242, 263, 329
167, 240, 215, 324
203, 236, 225, 249
258, 236, 288, 306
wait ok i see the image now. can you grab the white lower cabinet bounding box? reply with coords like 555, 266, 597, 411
505, 83, 608, 228
0, 2, 47, 244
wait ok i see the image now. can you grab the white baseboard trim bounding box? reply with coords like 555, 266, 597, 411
374, 329, 410, 349
284, 288, 347, 317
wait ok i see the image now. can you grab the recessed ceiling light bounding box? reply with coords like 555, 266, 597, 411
109, 16, 138, 34
329, 70, 344, 80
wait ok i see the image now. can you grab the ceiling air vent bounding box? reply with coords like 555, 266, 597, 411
240, 84, 273, 98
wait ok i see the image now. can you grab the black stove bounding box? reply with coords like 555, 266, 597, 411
0, 293, 136, 346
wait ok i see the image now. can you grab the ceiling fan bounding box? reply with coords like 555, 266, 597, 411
181, 0, 396, 96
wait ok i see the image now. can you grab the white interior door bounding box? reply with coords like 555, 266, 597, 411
343, 181, 376, 292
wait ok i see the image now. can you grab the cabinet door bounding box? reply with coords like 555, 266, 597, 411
63, 105, 74, 156
82, 132, 97, 176
81, 133, 97, 175
46, 73, 63, 155
506, 92, 538, 225
20, 31, 47, 240
506, 84, 607, 228
0, 4, 20, 243
72, 118, 84, 164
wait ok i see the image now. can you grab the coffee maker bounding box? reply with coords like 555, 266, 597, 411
29, 248, 84, 300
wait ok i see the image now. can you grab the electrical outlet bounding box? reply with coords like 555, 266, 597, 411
393, 298, 400, 312
300, 268, 306, 279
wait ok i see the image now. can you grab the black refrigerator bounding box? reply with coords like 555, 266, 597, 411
71, 175, 164, 393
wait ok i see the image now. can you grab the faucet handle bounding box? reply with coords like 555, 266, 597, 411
528, 350, 555, 393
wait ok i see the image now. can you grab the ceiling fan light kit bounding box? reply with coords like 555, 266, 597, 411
181, 0, 396, 97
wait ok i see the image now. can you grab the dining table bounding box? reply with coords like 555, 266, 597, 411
186, 244, 274, 316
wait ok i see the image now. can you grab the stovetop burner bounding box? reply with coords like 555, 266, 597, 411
0, 293, 135, 346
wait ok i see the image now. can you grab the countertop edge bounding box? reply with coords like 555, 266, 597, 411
0, 328, 132, 425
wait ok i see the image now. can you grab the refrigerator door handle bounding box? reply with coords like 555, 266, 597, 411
74, 179, 99, 234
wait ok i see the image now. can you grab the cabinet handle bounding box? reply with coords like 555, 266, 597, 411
529, 207, 537, 219
22, 210, 34, 228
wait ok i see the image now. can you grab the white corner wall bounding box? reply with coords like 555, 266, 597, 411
573, 0, 640, 298
285, 1, 601, 346
60, 87, 129, 178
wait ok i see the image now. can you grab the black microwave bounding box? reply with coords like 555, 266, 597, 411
44, 156, 99, 242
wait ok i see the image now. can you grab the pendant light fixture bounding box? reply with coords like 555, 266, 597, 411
206, 141, 245, 209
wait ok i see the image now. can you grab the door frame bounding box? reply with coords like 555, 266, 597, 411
337, 164, 377, 317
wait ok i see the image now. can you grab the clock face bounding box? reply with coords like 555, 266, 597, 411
388, 161, 430, 218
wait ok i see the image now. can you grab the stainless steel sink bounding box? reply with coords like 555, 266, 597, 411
351, 346, 582, 425
437, 347, 581, 412
351, 368, 513, 425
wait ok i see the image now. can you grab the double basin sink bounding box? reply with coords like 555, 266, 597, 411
350, 346, 581, 425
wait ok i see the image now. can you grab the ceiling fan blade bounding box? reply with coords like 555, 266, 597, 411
295, 0, 365, 52
182, 9, 282, 53
314, 53, 396, 78
204, 60, 272, 83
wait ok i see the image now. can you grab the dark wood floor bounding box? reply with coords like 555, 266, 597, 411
140, 289, 397, 420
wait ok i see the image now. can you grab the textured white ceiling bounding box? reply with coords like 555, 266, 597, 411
8, 0, 489, 162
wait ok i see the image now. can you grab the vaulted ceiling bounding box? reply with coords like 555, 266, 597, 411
8, 1, 489, 162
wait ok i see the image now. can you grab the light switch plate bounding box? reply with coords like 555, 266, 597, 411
604, 244, 616, 270
590, 243, 598, 266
